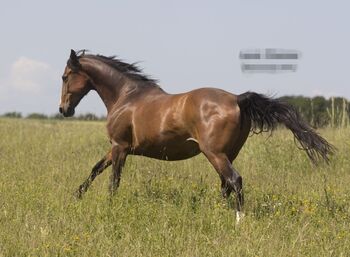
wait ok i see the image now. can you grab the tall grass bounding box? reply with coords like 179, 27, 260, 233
0, 118, 349, 256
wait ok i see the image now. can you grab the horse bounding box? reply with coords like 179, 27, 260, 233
59, 49, 334, 222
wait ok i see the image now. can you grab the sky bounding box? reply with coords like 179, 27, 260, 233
0, 0, 349, 116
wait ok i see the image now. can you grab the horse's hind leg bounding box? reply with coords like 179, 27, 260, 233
202, 151, 244, 221
220, 174, 232, 199
75, 150, 112, 199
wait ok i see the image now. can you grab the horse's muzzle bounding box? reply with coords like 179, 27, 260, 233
59, 106, 75, 117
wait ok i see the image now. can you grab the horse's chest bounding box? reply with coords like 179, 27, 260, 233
106, 109, 133, 143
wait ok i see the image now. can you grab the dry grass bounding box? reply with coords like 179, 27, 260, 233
0, 118, 349, 256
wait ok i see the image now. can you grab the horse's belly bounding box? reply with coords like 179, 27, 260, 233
132, 138, 201, 161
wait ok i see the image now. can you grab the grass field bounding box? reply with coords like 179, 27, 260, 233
0, 118, 349, 256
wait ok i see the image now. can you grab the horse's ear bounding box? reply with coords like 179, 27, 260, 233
70, 49, 77, 59
69, 49, 80, 70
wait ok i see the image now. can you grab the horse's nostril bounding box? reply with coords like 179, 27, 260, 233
59, 107, 63, 113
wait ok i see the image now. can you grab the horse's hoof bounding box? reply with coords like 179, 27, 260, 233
73, 189, 83, 199
236, 211, 245, 224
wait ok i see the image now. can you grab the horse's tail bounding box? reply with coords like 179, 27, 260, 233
237, 91, 335, 164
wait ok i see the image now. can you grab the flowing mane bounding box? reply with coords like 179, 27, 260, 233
70, 50, 158, 84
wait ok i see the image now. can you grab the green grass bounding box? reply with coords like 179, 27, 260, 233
0, 118, 349, 256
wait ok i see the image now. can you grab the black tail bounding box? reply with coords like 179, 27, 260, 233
237, 92, 335, 164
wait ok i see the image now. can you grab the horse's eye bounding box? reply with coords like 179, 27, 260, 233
62, 75, 68, 82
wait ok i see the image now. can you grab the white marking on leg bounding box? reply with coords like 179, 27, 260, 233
236, 211, 245, 224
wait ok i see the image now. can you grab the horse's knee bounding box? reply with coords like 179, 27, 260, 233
221, 175, 243, 199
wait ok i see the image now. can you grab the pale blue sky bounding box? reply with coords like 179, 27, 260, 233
0, 0, 349, 115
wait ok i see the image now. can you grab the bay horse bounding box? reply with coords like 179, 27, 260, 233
59, 49, 334, 222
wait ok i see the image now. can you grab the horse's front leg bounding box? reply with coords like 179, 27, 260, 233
109, 145, 128, 197
75, 150, 112, 199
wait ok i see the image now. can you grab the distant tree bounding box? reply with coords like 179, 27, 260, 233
332, 97, 348, 126
51, 113, 64, 120
279, 96, 312, 122
26, 113, 48, 120
2, 112, 22, 118
48, 112, 106, 121
279, 95, 349, 128
311, 96, 328, 127
76, 113, 99, 121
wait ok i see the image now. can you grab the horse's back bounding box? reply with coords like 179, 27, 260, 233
132, 87, 240, 135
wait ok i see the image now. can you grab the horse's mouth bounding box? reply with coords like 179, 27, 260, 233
59, 107, 75, 117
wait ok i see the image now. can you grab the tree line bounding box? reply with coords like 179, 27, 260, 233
1, 112, 106, 121
279, 95, 349, 128
1, 95, 349, 127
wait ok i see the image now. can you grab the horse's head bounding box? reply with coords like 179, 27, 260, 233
59, 49, 93, 117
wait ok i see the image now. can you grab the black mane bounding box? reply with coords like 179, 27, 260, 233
76, 50, 158, 84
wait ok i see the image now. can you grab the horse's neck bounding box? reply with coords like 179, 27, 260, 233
82, 59, 126, 112
82, 59, 164, 113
